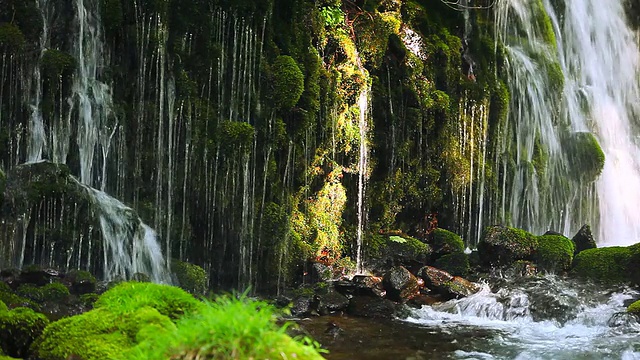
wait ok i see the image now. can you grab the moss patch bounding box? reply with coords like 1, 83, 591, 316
572, 247, 633, 283
0, 23, 25, 52
171, 260, 208, 295
41, 50, 76, 80
271, 55, 305, 110
0, 307, 49, 358
477, 226, 538, 266
628, 300, 640, 314
534, 235, 575, 272
433, 253, 470, 277
429, 228, 465, 259
564, 132, 605, 183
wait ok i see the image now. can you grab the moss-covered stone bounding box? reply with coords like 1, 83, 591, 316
429, 228, 465, 260
564, 132, 606, 183
477, 226, 538, 266
171, 260, 208, 295
366, 233, 431, 271
16, 283, 69, 304
0, 23, 25, 53
628, 300, 640, 314
41, 50, 76, 81
433, 253, 470, 277
572, 247, 633, 283
0, 307, 49, 358
0, 288, 38, 311
271, 55, 305, 110
94, 282, 203, 320
534, 235, 575, 272
79, 293, 99, 307
66, 270, 97, 295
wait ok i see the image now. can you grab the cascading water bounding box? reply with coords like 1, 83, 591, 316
404, 276, 640, 358
494, 0, 640, 245
355, 85, 370, 274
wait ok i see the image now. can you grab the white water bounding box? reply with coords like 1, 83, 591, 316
404, 276, 640, 359
355, 82, 370, 274
496, 0, 640, 245
554, 0, 640, 246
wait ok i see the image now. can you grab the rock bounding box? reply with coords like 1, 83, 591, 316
347, 296, 398, 318
628, 300, 640, 314
417, 266, 479, 299
407, 294, 443, 308
477, 225, 538, 266
290, 296, 315, 317
383, 266, 420, 302
572, 246, 634, 283
324, 321, 344, 339
433, 253, 470, 276
65, 270, 97, 295
365, 234, 431, 272
504, 260, 538, 277
417, 266, 453, 289
428, 228, 465, 260
335, 275, 386, 297
171, 260, 208, 295
316, 288, 349, 315
534, 234, 575, 272
571, 224, 597, 255
19, 267, 63, 286
0, 306, 49, 358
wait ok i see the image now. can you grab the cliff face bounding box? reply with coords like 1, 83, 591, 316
0, 0, 504, 291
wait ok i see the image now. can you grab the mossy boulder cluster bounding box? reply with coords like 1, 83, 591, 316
572, 243, 640, 284
0, 281, 325, 360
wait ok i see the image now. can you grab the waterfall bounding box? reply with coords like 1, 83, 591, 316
356, 85, 370, 274
495, 0, 640, 244
27, 0, 50, 163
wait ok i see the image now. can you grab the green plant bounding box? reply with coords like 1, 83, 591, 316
127, 294, 326, 359
94, 282, 203, 320
272, 55, 305, 110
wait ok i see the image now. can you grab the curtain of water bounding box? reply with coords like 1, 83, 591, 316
496, 0, 640, 245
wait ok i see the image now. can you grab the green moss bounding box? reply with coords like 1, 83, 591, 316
430, 228, 465, 258
217, 120, 254, 152
477, 226, 539, 266
66, 269, 97, 294
41, 50, 76, 80
572, 247, 633, 283
0, 289, 38, 311
0, 301, 6, 314
170, 260, 208, 295
0, 307, 49, 358
272, 55, 305, 110
0, 23, 25, 52
534, 235, 575, 272
434, 253, 470, 277
127, 295, 325, 359
564, 132, 605, 182
79, 293, 99, 307
628, 300, 640, 314
94, 282, 203, 320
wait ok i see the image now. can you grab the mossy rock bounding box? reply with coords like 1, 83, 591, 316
79, 293, 99, 307
564, 132, 605, 183
433, 253, 470, 277
534, 235, 575, 272
366, 234, 431, 271
31, 306, 176, 360
66, 270, 97, 295
0, 23, 25, 52
477, 226, 538, 266
0, 289, 39, 311
571, 224, 596, 255
0, 307, 49, 358
41, 50, 76, 80
94, 282, 203, 320
429, 228, 465, 260
171, 260, 208, 295
572, 247, 633, 283
16, 283, 69, 304
272, 55, 305, 110
628, 300, 640, 314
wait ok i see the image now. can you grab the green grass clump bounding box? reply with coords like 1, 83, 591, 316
94, 282, 203, 320
534, 235, 575, 272
430, 228, 465, 259
0, 307, 49, 358
171, 260, 208, 295
628, 300, 640, 314
572, 247, 633, 283
128, 294, 325, 359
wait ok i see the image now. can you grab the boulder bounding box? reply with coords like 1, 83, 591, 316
335, 275, 386, 297
0, 306, 49, 358
417, 266, 479, 299
365, 234, 431, 272
65, 270, 97, 295
347, 296, 398, 318
433, 253, 470, 276
383, 266, 420, 302
316, 288, 349, 315
627, 300, 640, 315
571, 224, 597, 255
572, 246, 633, 283
534, 234, 575, 272
477, 226, 538, 266
428, 228, 465, 260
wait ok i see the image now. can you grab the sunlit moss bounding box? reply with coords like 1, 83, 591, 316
272, 55, 305, 110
